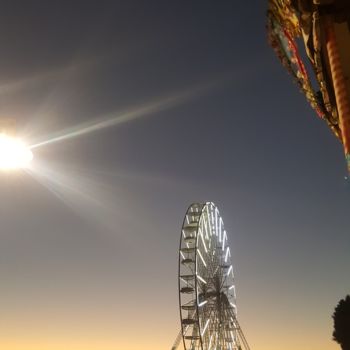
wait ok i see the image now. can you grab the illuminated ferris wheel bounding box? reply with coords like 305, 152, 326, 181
172, 202, 250, 350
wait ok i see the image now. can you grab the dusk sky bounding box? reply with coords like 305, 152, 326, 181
0, 1, 349, 350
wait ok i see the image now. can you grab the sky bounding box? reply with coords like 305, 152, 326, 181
0, 1, 349, 350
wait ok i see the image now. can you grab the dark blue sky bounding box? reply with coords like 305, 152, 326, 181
0, 2, 348, 350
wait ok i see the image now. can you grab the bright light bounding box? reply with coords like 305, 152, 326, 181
0, 134, 33, 170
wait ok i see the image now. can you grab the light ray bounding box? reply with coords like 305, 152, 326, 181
0, 58, 96, 96
29, 76, 229, 150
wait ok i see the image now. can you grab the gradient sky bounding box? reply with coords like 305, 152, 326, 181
0, 1, 349, 350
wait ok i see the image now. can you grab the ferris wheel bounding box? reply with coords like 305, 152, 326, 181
172, 202, 250, 350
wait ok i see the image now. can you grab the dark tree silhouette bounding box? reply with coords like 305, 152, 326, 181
333, 295, 350, 350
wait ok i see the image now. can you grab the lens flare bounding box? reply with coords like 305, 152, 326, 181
0, 134, 33, 170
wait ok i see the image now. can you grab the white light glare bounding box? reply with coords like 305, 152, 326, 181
0, 134, 33, 170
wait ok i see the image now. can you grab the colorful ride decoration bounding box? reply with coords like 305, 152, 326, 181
267, 0, 350, 172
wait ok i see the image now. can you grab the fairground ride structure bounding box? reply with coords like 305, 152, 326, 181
267, 0, 350, 173
171, 202, 251, 350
